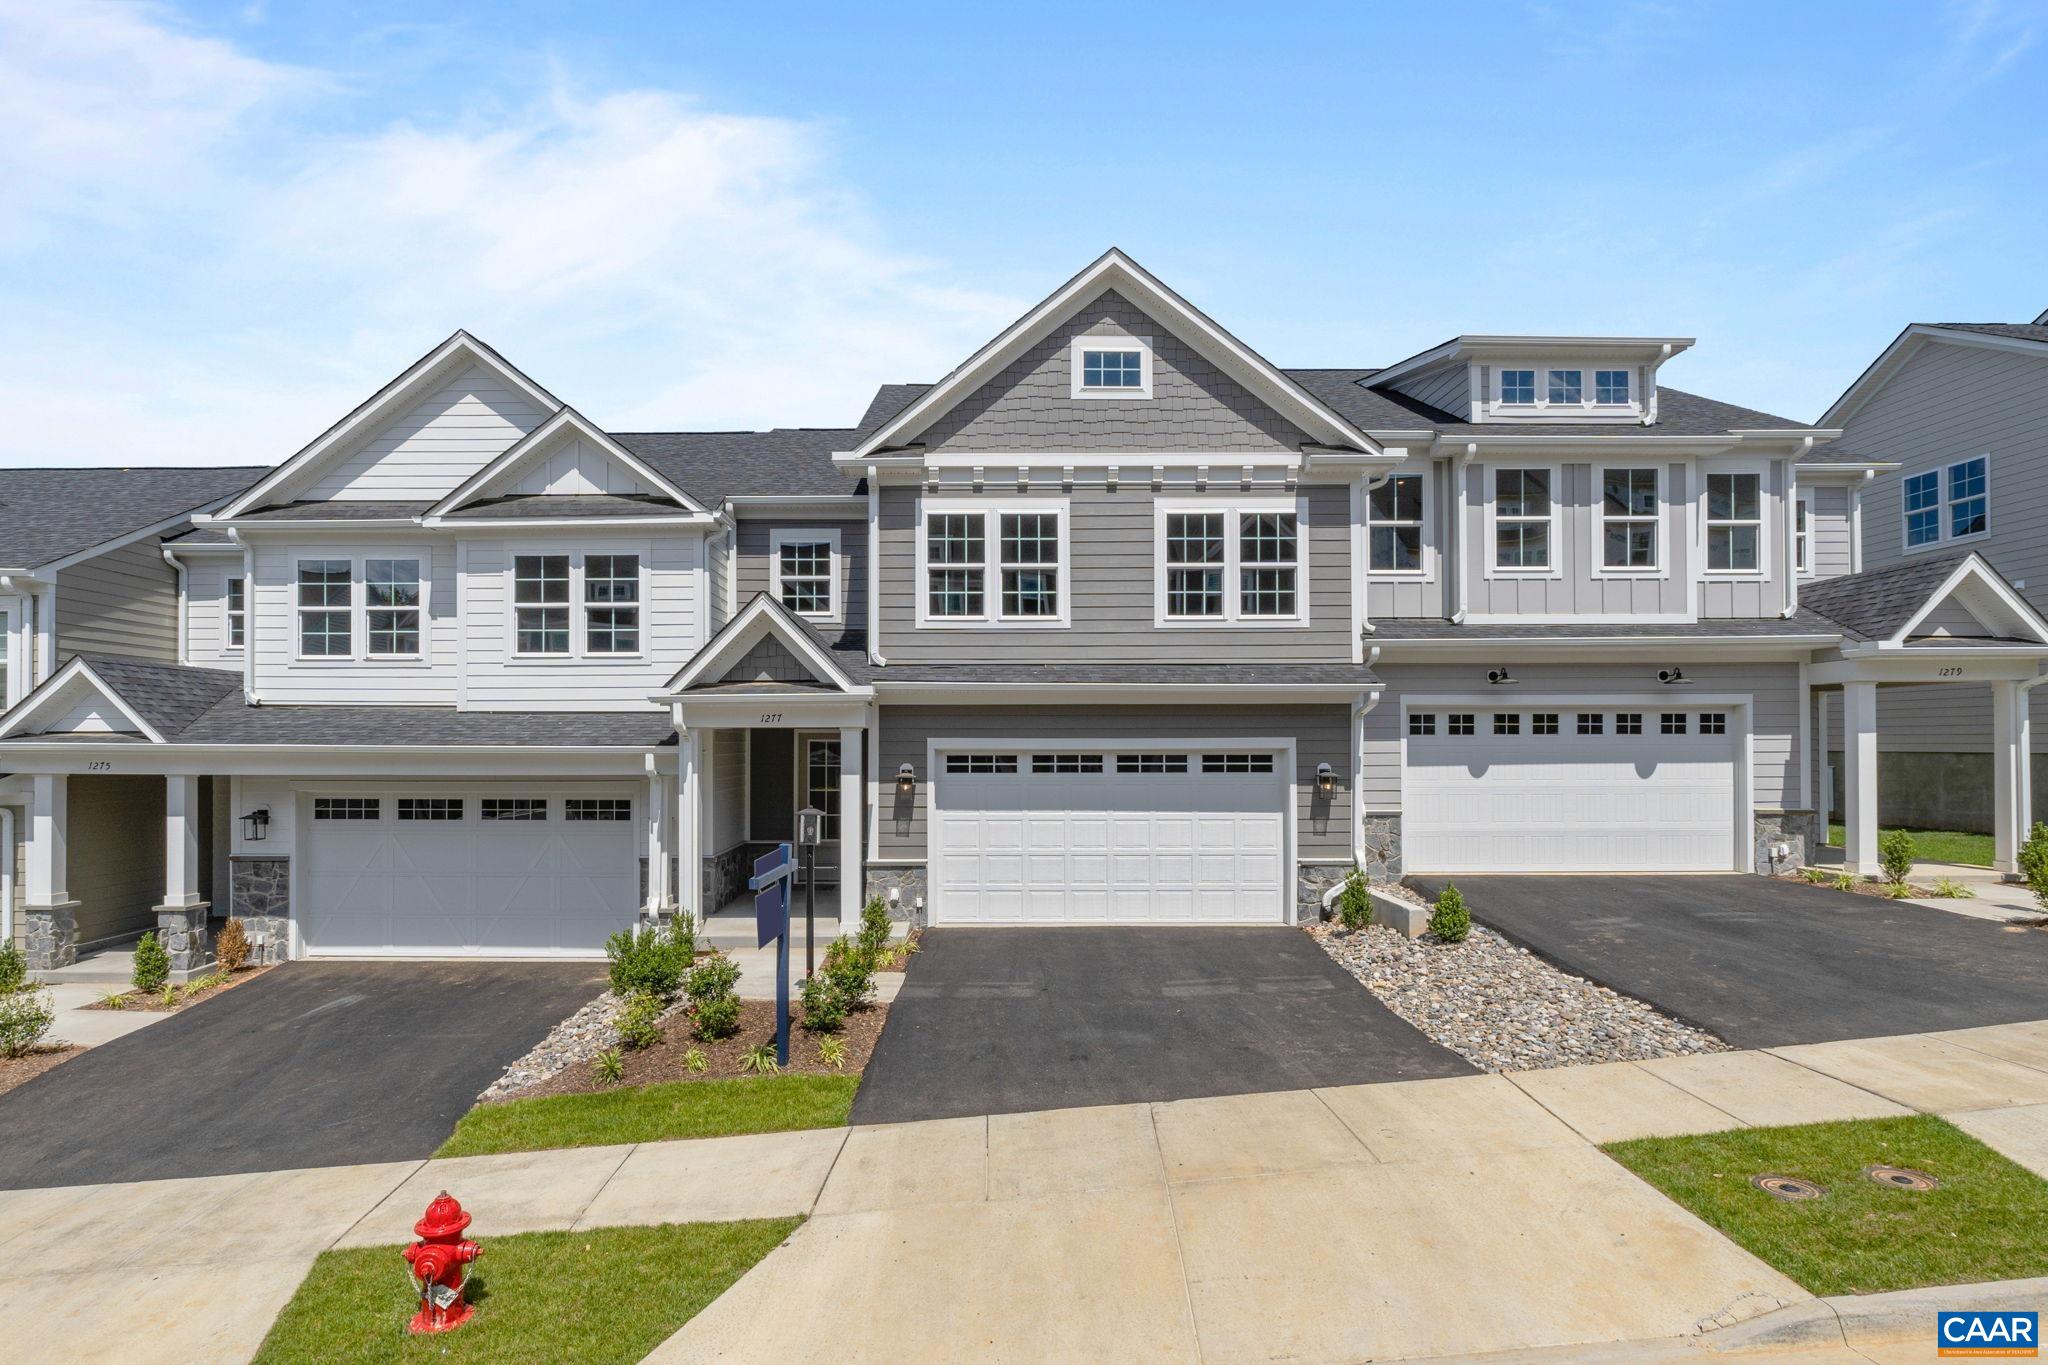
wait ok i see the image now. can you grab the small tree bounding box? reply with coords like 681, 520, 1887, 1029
1429, 883, 1471, 944
857, 896, 892, 964
132, 931, 170, 993
215, 919, 250, 973
1335, 867, 1372, 932
2019, 822, 2048, 912
1877, 829, 1916, 887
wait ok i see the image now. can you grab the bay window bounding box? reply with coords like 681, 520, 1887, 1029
1492, 468, 1553, 571
919, 501, 1067, 625
1157, 501, 1306, 623
1706, 472, 1763, 572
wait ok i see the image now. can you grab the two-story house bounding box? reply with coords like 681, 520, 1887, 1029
5, 252, 2044, 973
1811, 315, 2048, 841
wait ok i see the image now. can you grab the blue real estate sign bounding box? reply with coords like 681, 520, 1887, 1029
749, 843, 795, 1065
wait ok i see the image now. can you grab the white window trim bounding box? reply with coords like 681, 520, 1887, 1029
1152, 496, 1312, 627
1593, 367, 1634, 406
1484, 464, 1564, 580
1900, 452, 1992, 556
292, 555, 430, 663
507, 547, 649, 661
1495, 367, 1539, 407
914, 497, 1072, 629
222, 574, 246, 654
1489, 363, 1642, 416
1701, 464, 1770, 578
1069, 335, 1154, 400
1545, 367, 1586, 406
768, 527, 841, 624
1795, 492, 1815, 578
1591, 465, 1665, 579
1365, 470, 1434, 581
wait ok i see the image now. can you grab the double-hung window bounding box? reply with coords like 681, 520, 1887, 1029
1706, 472, 1763, 572
1599, 468, 1659, 571
1903, 455, 1992, 550
296, 560, 352, 657
225, 576, 246, 650
514, 555, 571, 654
1948, 456, 1988, 539
919, 503, 1066, 625
1368, 473, 1425, 574
771, 530, 837, 619
1903, 471, 1940, 547
1493, 469, 1553, 571
584, 554, 640, 654
1158, 502, 1305, 623
364, 558, 421, 657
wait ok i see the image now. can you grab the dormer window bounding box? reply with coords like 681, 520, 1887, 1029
1500, 369, 1535, 405
1546, 370, 1583, 404
1070, 335, 1153, 399
1596, 369, 1631, 404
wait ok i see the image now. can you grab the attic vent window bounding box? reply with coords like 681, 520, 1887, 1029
1070, 335, 1153, 399
1082, 350, 1142, 388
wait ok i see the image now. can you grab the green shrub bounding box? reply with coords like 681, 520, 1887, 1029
1930, 876, 1976, 900
1878, 829, 1916, 886
593, 1048, 624, 1085
1335, 867, 1372, 932
816, 1035, 847, 1071
857, 897, 893, 963
684, 948, 742, 1041
741, 1042, 779, 1074
1833, 873, 1855, 892
692, 993, 741, 1041
616, 991, 667, 1051
684, 1047, 708, 1073
797, 972, 846, 1033
605, 919, 696, 1002
2020, 822, 2048, 912
1429, 883, 1471, 944
215, 919, 250, 972
0, 942, 26, 995
820, 936, 876, 1012
132, 931, 169, 993
0, 987, 54, 1058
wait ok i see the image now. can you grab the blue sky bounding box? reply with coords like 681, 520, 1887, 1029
2, 0, 2042, 465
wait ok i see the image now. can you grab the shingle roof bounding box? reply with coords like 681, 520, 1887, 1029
1796, 550, 1975, 642
234, 500, 432, 521
0, 466, 266, 570
1928, 323, 2048, 346
611, 430, 862, 501
444, 493, 695, 520
65, 655, 242, 737
1367, 614, 1847, 642
874, 661, 1382, 686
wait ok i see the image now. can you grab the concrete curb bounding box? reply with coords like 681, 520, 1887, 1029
1700, 1275, 2048, 1351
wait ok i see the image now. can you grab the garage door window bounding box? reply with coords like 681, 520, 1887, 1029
1448, 713, 1475, 736
1660, 713, 1688, 735
1032, 753, 1103, 775
1117, 753, 1188, 774
314, 797, 379, 820
1409, 713, 1435, 736
1532, 712, 1559, 735
1493, 713, 1520, 736
1577, 713, 1604, 735
1201, 753, 1274, 774
398, 798, 464, 820
1699, 712, 1728, 735
482, 798, 547, 820
946, 754, 1017, 775
1616, 713, 1643, 735
566, 799, 632, 821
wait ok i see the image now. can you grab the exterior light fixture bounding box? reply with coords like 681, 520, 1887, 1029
896, 763, 916, 795
1486, 666, 1516, 685
240, 807, 271, 842
1657, 667, 1691, 685
1315, 762, 1335, 796
797, 805, 825, 847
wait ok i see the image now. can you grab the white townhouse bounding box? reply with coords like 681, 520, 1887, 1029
4, 252, 2046, 974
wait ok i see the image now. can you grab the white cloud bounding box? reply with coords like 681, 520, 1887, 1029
0, 6, 1018, 465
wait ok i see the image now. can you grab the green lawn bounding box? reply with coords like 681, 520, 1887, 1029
436, 1073, 859, 1158
1826, 823, 1993, 867
1605, 1116, 2048, 1296
254, 1218, 798, 1364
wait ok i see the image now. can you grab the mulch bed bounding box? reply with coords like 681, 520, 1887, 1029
877, 930, 923, 973
1776, 872, 1940, 901
0, 1046, 81, 1097
499, 997, 888, 1102
82, 963, 274, 1012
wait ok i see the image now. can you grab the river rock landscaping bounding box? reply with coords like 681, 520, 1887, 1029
1308, 915, 1727, 1072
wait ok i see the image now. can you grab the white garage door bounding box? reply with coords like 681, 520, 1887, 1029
1404, 705, 1740, 873
931, 749, 1288, 924
301, 790, 638, 957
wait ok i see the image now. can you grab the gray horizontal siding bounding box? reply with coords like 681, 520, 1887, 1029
733, 517, 865, 646
876, 704, 1353, 861
56, 537, 180, 663
1820, 682, 2048, 755
1805, 483, 1854, 579
878, 483, 1353, 661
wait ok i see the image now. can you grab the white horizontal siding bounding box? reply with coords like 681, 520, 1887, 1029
182, 556, 242, 667
248, 538, 460, 705
304, 364, 544, 501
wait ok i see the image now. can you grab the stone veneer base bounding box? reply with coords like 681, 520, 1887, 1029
23, 902, 80, 970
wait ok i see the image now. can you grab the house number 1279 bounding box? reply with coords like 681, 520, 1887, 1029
1938, 667, 1964, 678
759, 713, 783, 725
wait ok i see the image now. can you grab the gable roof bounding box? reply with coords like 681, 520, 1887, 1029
1821, 322, 2048, 428
1797, 551, 2048, 646
215, 330, 560, 519
663, 593, 872, 695
424, 406, 705, 520
844, 249, 1380, 460
0, 466, 266, 573
0, 654, 243, 742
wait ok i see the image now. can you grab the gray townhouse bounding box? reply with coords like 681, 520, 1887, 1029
1814, 313, 2048, 838
3, 251, 2045, 974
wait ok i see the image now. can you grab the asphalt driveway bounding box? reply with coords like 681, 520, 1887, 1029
1408, 874, 2048, 1048
851, 927, 1472, 1126
0, 961, 605, 1189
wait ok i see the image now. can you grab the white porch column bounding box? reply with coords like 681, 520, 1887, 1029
839, 724, 864, 931
162, 774, 204, 908
644, 761, 670, 915
24, 772, 78, 968
1992, 679, 2025, 875
1842, 682, 1880, 877
677, 727, 701, 927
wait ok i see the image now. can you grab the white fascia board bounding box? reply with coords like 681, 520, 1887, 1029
0, 743, 663, 778
432, 514, 718, 532
662, 594, 859, 693
216, 331, 562, 519
1372, 638, 1835, 662
666, 694, 874, 728
0, 657, 166, 743
424, 406, 706, 518
844, 248, 1378, 460
160, 541, 242, 558
1445, 435, 1739, 455
31, 497, 246, 577
1893, 555, 2048, 645
725, 497, 867, 517
211, 518, 430, 533
1796, 461, 1901, 477
1815, 325, 2048, 429
876, 682, 1375, 704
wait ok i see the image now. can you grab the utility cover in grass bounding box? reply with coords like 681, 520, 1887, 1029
1604, 1115, 2048, 1297
253, 1218, 799, 1364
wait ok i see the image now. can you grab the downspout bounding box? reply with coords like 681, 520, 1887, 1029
1358, 471, 1394, 638
0, 806, 13, 948
162, 548, 189, 663
1850, 469, 1873, 574
1451, 444, 1478, 624
866, 466, 885, 666
229, 529, 257, 703
1781, 439, 1811, 619
2018, 669, 2048, 837
1351, 680, 1381, 871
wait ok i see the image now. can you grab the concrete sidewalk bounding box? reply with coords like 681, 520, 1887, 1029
2, 1018, 2045, 1363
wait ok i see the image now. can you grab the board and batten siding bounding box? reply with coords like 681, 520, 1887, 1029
55, 538, 180, 663
877, 482, 1352, 662
1365, 458, 1450, 620
302, 363, 544, 502
505, 435, 658, 496
1460, 461, 1695, 618
874, 704, 1354, 862
732, 517, 866, 647
1364, 662, 1805, 811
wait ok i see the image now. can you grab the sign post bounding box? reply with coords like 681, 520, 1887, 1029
797, 805, 824, 979
749, 843, 794, 1067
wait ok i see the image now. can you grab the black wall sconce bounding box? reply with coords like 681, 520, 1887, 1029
1486, 666, 1517, 685
1657, 667, 1691, 685
240, 807, 271, 842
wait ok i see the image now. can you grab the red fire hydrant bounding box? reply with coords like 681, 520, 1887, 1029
401, 1191, 483, 1334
